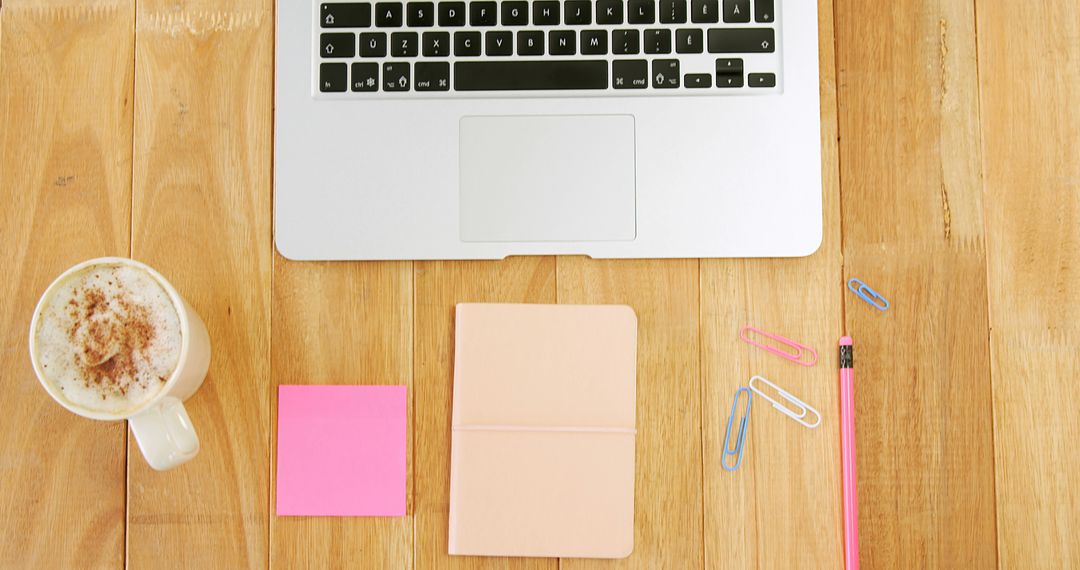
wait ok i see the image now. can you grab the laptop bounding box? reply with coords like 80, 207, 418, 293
275, 0, 822, 260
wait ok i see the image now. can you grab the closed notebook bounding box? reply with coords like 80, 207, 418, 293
449, 303, 638, 559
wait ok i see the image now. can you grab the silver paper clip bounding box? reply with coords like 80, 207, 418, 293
721, 387, 753, 472
748, 375, 821, 429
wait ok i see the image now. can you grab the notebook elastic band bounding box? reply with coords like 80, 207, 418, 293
453, 424, 636, 435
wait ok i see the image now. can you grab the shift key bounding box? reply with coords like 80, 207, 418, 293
708, 28, 774, 53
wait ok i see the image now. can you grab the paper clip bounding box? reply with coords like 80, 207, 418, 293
739, 326, 818, 367
848, 278, 890, 311
721, 387, 753, 472
748, 375, 821, 429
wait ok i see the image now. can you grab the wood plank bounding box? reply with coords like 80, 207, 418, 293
0, 2, 133, 567
127, 2, 272, 567
834, 0, 997, 567
413, 258, 558, 570
270, 259, 414, 568
557, 258, 702, 570
699, 0, 844, 565
976, 1, 1080, 566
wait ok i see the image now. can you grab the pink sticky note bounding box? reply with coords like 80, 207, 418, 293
277, 385, 407, 517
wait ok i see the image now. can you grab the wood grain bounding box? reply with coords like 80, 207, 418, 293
699, 0, 844, 566
977, 1, 1080, 566
6, 0, 1080, 566
0, 2, 133, 568
413, 258, 557, 570
835, 0, 998, 567
270, 259, 414, 568
557, 258, 702, 570
126, 1, 273, 568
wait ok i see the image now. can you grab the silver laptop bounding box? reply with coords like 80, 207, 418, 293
275, 0, 821, 260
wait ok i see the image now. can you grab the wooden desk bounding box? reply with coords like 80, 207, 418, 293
1, 1, 1077, 568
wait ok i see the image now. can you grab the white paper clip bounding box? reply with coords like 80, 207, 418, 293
748, 375, 821, 429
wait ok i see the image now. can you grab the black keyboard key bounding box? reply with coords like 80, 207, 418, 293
580, 30, 608, 54
716, 57, 743, 87
486, 31, 514, 55
533, 1, 560, 25
749, 72, 776, 87
628, 0, 655, 23
717, 73, 743, 87
406, 2, 434, 26
675, 28, 703, 53
320, 33, 356, 58
715, 57, 743, 73
652, 59, 680, 88
565, 1, 592, 24
422, 31, 450, 56
708, 28, 774, 52
391, 32, 418, 56
438, 2, 466, 25
375, 2, 403, 26
321, 3, 372, 27
351, 62, 379, 91
660, 0, 687, 23
455, 31, 482, 56
684, 73, 711, 88
723, 0, 750, 23
502, 1, 529, 24
644, 29, 671, 54
454, 61, 607, 90
360, 32, 388, 56
470, 2, 497, 25
612, 59, 648, 89
612, 29, 640, 54
383, 62, 410, 91
517, 30, 545, 55
319, 63, 348, 92
415, 61, 450, 91
691, 0, 718, 23
549, 30, 576, 55
755, 0, 774, 22
596, 0, 623, 23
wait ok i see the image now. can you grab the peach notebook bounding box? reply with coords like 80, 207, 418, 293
449, 303, 638, 559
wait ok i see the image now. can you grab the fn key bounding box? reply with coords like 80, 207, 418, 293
320, 63, 347, 92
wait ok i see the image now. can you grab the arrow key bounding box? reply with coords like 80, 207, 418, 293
383, 62, 411, 92
748, 72, 776, 88
321, 33, 356, 58
652, 59, 680, 88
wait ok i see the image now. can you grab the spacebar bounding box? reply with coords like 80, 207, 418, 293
454, 61, 609, 91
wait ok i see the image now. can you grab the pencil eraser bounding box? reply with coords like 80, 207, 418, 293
840, 336, 853, 346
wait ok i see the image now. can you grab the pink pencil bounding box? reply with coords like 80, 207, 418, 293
839, 337, 860, 570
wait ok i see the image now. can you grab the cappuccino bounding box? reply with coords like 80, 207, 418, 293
32, 263, 183, 415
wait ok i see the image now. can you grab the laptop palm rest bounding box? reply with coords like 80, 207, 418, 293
459, 115, 637, 243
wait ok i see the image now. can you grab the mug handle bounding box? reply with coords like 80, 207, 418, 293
129, 397, 200, 471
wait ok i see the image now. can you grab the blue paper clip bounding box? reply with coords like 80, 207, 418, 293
721, 387, 753, 472
848, 278, 890, 311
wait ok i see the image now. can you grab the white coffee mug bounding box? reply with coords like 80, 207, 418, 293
28, 257, 211, 471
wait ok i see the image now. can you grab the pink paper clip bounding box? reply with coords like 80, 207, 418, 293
739, 326, 818, 367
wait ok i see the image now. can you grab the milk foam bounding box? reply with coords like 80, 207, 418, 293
34, 264, 183, 415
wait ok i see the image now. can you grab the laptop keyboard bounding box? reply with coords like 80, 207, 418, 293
314, 0, 781, 97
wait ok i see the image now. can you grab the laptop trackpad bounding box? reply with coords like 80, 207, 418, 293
459, 115, 636, 243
